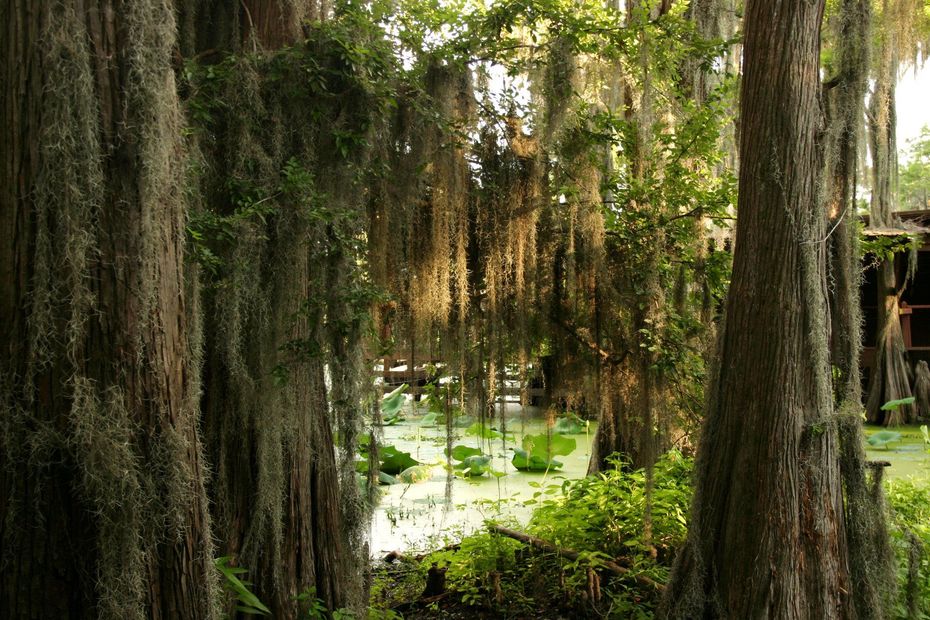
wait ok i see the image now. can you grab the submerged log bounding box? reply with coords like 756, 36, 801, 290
488, 524, 665, 591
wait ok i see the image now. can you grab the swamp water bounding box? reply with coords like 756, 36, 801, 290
863, 424, 930, 479
368, 400, 595, 555
366, 406, 930, 556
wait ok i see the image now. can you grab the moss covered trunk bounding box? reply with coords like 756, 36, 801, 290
587, 0, 672, 475
824, 1, 897, 616
865, 0, 915, 425
183, 1, 357, 616
0, 1, 218, 617
661, 0, 853, 616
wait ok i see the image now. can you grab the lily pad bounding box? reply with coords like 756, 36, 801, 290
522, 433, 577, 459
378, 471, 397, 485
380, 445, 419, 475
454, 455, 491, 476
512, 448, 563, 472
465, 422, 502, 439
447, 444, 483, 462
382, 384, 408, 418
383, 413, 404, 426
419, 412, 441, 426
396, 465, 433, 484
553, 416, 585, 435
881, 396, 916, 411
867, 430, 903, 449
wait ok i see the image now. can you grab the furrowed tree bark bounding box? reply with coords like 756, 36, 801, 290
184, 1, 354, 616
661, 0, 853, 617
1, 1, 218, 618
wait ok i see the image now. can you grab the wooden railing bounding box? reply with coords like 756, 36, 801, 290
376, 359, 546, 399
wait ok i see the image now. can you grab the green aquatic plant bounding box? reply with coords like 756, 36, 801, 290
397, 465, 434, 484
382, 384, 409, 425
553, 413, 587, 435
448, 445, 483, 461
512, 433, 576, 471
511, 449, 563, 472
465, 421, 504, 439
868, 430, 904, 450
454, 455, 493, 477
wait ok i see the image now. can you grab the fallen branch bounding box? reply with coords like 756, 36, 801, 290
489, 524, 665, 592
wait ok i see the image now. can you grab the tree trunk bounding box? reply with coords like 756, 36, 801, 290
865, 261, 914, 425
915, 360, 930, 421
865, 0, 915, 425
184, 2, 356, 616
1, 1, 218, 618
661, 0, 853, 617
824, 1, 898, 617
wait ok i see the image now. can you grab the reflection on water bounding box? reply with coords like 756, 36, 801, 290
368, 402, 595, 555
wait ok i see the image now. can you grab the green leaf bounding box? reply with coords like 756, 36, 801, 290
553, 415, 586, 434
522, 433, 577, 459
419, 411, 440, 426
465, 422, 502, 439
881, 396, 916, 411
379, 445, 419, 475
396, 465, 433, 484
512, 448, 563, 471
454, 455, 491, 476
382, 383, 408, 417
215, 557, 271, 616
447, 444, 483, 462
867, 430, 903, 449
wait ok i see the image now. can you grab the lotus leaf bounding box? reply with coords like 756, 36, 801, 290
396, 465, 433, 484
447, 444, 483, 461
465, 422, 502, 439
553, 417, 585, 435
380, 445, 419, 475
522, 433, 576, 459
880, 396, 916, 411
454, 454, 491, 476
419, 412, 441, 426
381, 383, 408, 418
867, 430, 903, 449
511, 448, 563, 471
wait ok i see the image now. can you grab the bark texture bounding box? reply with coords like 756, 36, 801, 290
182, 1, 359, 616
661, 0, 853, 617
0, 1, 218, 618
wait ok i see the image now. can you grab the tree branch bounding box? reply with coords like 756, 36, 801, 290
550, 313, 627, 366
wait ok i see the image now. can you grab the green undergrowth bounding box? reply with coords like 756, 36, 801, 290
885, 477, 930, 618
371, 452, 691, 618
370, 451, 930, 619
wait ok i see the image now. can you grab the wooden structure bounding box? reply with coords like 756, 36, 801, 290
861, 210, 930, 386
377, 357, 547, 403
